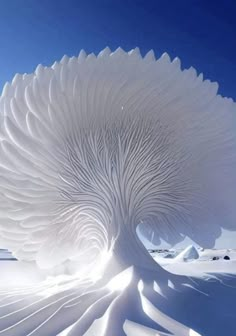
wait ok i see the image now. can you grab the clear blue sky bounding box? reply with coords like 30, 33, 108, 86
0, 0, 236, 100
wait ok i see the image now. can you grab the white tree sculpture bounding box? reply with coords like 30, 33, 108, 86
0, 47, 236, 336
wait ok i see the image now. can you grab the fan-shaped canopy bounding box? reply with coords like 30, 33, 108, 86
0, 47, 235, 269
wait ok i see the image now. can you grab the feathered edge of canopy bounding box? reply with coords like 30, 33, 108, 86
2, 46, 233, 102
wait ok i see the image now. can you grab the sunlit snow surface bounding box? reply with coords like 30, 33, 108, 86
1, 249, 236, 335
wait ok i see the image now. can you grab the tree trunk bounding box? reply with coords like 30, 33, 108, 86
102, 223, 164, 281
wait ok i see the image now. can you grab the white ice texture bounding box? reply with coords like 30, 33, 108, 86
1, 47, 236, 336
0, 47, 236, 271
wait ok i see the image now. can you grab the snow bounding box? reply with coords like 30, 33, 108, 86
164, 259, 236, 276
199, 248, 236, 260
0, 48, 236, 336
1, 248, 236, 335
174, 245, 199, 262
151, 247, 236, 276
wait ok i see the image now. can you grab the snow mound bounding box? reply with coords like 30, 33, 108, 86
175, 245, 199, 262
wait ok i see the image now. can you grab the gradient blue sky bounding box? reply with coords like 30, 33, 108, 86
0, 0, 236, 248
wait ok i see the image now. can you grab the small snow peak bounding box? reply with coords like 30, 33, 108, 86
175, 245, 199, 262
